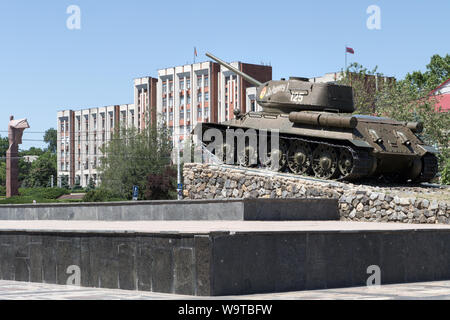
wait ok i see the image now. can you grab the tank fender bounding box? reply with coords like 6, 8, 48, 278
348, 139, 373, 149
418, 145, 439, 154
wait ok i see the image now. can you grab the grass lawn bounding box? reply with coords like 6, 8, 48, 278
0, 187, 83, 205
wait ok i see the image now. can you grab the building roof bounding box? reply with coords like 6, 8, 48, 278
430, 78, 450, 96
430, 78, 450, 112
434, 94, 450, 112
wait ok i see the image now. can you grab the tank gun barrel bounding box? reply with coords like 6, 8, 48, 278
206, 52, 263, 87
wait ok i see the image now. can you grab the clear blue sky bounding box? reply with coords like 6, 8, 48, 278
0, 0, 448, 150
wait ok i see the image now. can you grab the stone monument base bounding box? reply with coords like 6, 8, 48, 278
1, 220, 450, 296
0, 198, 339, 221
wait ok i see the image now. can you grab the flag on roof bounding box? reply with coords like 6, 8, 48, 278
346, 47, 355, 54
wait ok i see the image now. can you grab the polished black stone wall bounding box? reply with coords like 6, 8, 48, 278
0, 232, 212, 296
1, 229, 450, 296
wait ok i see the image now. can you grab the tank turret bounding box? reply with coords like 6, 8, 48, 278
206, 52, 355, 114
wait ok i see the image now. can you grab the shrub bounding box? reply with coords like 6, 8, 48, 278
71, 187, 85, 193
19, 187, 70, 199
145, 166, 177, 200
0, 186, 5, 196
82, 188, 124, 203
441, 158, 450, 185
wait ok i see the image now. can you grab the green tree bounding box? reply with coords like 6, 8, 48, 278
21, 152, 57, 188
99, 124, 174, 200
145, 166, 177, 200
18, 158, 32, 186
60, 175, 69, 189
405, 54, 450, 90
86, 177, 96, 192
44, 128, 57, 153
442, 157, 450, 185
375, 80, 449, 158
0, 161, 5, 187
20, 147, 44, 157
0, 136, 8, 158
72, 176, 82, 191
339, 62, 395, 115
339, 59, 450, 183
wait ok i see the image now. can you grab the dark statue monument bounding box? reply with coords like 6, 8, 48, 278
6, 116, 29, 198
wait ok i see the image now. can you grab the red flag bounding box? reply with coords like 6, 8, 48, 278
194, 47, 198, 57
346, 47, 355, 54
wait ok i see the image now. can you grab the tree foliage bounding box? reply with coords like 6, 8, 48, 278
339, 57, 450, 183
0, 161, 5, 187
60, 175, 69, 189
44, 128, 57, 153
339, 63, 394, 115
21, 152, 57, 188
20, 147, 44, 157
99, 125, 175, 200
441, 158, 450, 185
145, 166, 177, 200
405, 54, 450, 90
18, 159, 32, 186
0, 136, 8, 158
0, 130, 57, 189
86, 177, 96, 192
83, 188, 124, 202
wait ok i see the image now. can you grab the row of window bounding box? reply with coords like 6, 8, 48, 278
162, 92, 210, 108
74, 174, 97, 187
163, 106, 209, 122
162, 76, 209, 93
61, 112, 138, 135
61, 159, 98, 172
76, 159, 97, 170
60, 121, 69, 132
74, 113, 115, 132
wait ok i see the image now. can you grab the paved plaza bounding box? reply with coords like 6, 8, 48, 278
1, 220, 450, 234
1, 280, 450, 300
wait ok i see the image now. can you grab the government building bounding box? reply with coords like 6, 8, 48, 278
57, 59, 272, 187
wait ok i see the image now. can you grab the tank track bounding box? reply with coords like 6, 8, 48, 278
414, 153, 439, 183
280, 135, 373, 181
205, 126, 374, 181
204, 127, 437, 183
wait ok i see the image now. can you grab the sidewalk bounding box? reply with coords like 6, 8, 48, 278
1, 280, 450, 300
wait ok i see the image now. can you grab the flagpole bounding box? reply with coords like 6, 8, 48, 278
345, 45, 347, 74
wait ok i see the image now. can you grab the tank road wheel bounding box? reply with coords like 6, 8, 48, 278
338, 149, 354, 178
312, 145, 339, 179
287, 141, 312, 174
260, 139, 288, 171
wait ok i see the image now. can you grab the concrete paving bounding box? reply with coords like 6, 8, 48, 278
1, 280, 450, 300
1, 220, 450, 235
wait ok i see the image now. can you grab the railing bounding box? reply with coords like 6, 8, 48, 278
200, 142, 223, 165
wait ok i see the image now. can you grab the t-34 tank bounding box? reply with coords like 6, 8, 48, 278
196, 52, 439, 182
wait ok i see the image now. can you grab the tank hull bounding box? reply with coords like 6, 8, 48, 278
199, 53, 439, 183
196, 111, 438, 182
